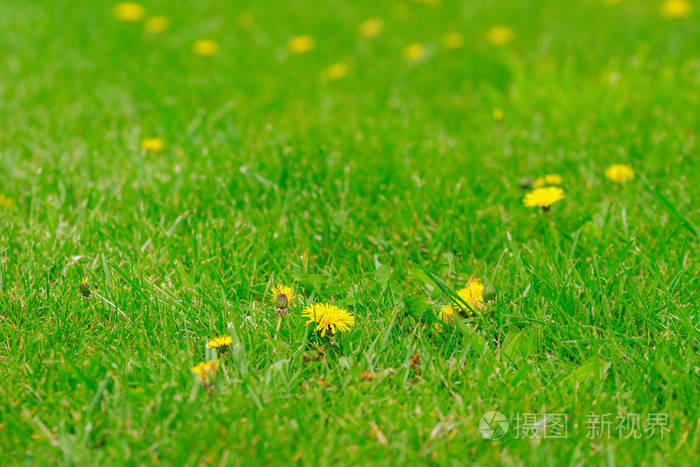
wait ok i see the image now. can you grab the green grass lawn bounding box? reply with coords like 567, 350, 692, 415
1, 0, 698, 465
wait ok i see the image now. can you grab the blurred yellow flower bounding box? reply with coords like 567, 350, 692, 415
0, 194, 14, 210
321, 62, 349, 81
113, 2, 145, 22
191, 360, 219, 382
442, 32, 465, 49
487, 26, 514, 45
208, 336, 232, 350
193, 39, 219, 56
302, 303, 355, 337
661, 0, 691, 17
435, 303, 455, 330
533, 174, 563, 188
605, 164, 635, 183
141, 138, 164, 152
144, 16, 168, 34
359, 17, 384, 38
403, 43, 426, 62
289, 35, 314, 54
523, 186, 565, 208
492, 108, 504, 121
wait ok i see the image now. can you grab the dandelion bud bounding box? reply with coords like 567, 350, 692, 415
483, 284, 497, 302
519, 177, 533, 190
79, 277, 91, 297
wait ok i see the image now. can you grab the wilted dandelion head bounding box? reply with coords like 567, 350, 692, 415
269, 284, 296, 305
533, 174, 563, 188
141, 137, 164, 152
191, 360, 219, 382
487, 26, 514, 45
114, 2, 145, 22
321, 62, 349, 81
302, 303, 355, 337
193, 39, 219, 56
605, 164, 634, 183
0, 194, 15, 210
442, 32, 465, 49
145, 16, 168, 34
359, 17, 384, 38
523, 186, 565, 208
403, 43, 426, 62
289, 35, 314, 54
208, 336, 232, 350
661, 0, 691, 18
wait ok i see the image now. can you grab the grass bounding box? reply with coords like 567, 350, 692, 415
1, 0, 698, 465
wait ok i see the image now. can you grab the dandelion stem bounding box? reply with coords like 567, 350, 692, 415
274, 316, 282, 338
91, 290, 132, 323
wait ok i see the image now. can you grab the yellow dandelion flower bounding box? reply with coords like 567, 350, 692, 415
289, 35, 314, 54
191, 360, 219, 382
193, 39, 219, 56
208, 335, 232, 350
435, 277, 484, 330
605, 164, 634, 184
113, 2, 145, 22
456, 277, 485, 311
523, 186, 565, 208
0, 194, 15, 210
269, 284, 297, 304
358, 17, 384, 38
492, 108, 504, 121
302, 303, 355, 337
141, 137, 164, 152
321, 62, 349, 81
487, 26, 514, 45
145, 16, 168, 34
403, 43, 426, 62
442, 32, 465, 49
661, 0, 691, 18
533, 174, 563, 188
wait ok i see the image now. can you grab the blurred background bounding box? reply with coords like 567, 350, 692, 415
0, 1, 697, 239
1, 1, 697, 156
